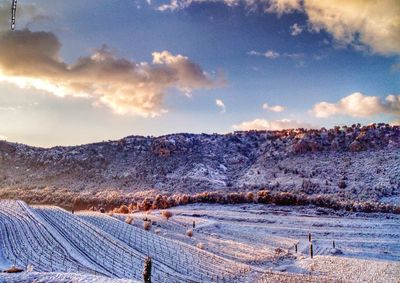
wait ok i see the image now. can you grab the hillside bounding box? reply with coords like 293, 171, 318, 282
0, 123, 399, 209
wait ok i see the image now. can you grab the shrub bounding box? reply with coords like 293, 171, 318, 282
338, 180, 347, 189
167, 197, 177, 207
226, 192, 247, 204
177, 194, 190, 205
257, 190, 272, 204
139, 198, 153, 211
193, 192, 224, 203
118, 205, 129, 214
196, 242, 204, 249
143, 221, 151, 231
125, 216, 134, 225
273, 192, 298, 205
247, 192, 254, 202
152, 195, 170, 209
162, 210, 173, 220
186, 229, 193, 237
128, 203, 137, 212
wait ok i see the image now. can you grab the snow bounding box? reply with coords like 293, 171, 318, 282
0, 200, 399, 282
0, 247, 10, 271
297, 256, 400, 283
78, 211, 251, 282
121, 203, 400, 281
34, 206, 192, 282
0, 272, 137, 283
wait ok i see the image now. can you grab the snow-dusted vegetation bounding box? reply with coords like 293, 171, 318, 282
0, 124, 398, 212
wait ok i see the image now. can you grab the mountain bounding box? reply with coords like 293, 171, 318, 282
0, 123, 399, 210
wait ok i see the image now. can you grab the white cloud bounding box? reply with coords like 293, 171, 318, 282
248, 50, 305, 61
215, 99, 226, 113
156, 0, 241, 11
0, 134, 7, 140
154, 0, 301, 14
0, 30, 222, 117
303, 0, 400, 55
262, 103, 285, 112
264, 50, 280, 59
154, 0, 400, 56
311, 92, 400, 118
248, 50, 280, 59
290, 23, 303, 36
267, 0, 400, 55
233, 118, 314, 131
262, 0, 302, 15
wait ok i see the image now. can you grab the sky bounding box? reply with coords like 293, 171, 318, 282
0, 0, 399, 147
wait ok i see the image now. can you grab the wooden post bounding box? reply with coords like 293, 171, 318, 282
193, 220, 195, 228
143, 256, 152, 283
308, 233, 311, 242
333, 240, 336, 249
310, 243, 313, 259
295, 244, 298, 253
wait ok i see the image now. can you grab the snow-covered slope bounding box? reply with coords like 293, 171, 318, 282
34, 206, 194, 282
0, 201, 399, 282
0, 200, 96, 274
79, 212, 251, 282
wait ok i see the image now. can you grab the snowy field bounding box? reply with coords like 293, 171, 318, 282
0, 200, 399, 282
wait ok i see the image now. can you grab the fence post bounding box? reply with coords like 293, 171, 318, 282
143, 256, 152, 283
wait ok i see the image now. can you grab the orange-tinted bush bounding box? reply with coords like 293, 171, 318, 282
143, 221, 151, 231
125, 216, 134, 224
118, 205, 129, 214
186, 229, 193, 237
162, 210, 173, 220
257, 190, 272, 204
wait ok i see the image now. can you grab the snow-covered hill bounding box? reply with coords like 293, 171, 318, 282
0, 124, 398, 209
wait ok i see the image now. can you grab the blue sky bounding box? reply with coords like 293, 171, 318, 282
0, 0, 399, 146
